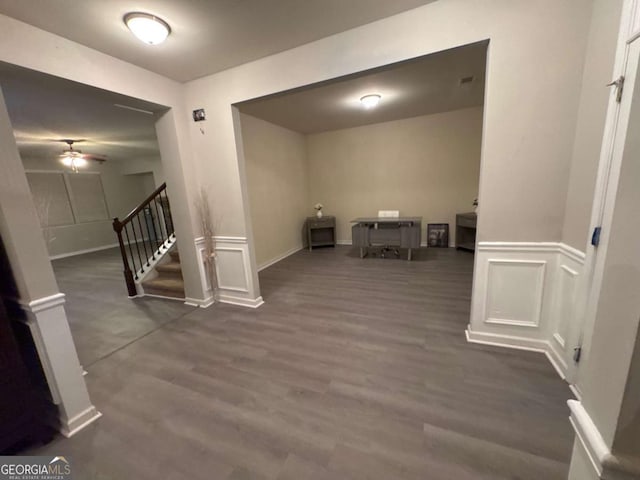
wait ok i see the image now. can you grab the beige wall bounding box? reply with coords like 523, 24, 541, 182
22, 157, 152, 258
307, 107, 482, 244
241, 113, 309, 268
185, 0, 592, 248
562, 0, 624, 251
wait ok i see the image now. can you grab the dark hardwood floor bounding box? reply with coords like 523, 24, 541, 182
34, 246, 574, 479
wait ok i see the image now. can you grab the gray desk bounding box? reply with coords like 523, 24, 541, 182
351, 217, 422, 260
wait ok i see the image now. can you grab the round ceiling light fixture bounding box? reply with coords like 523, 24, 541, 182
360, 94, 381, 109
124, 12, 171, 45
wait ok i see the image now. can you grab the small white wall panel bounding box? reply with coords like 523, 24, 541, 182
485, 260, 546, 328
215, 248, 249, 293
554, 264, 579, 349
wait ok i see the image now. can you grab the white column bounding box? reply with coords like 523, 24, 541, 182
0, 85, 100, 436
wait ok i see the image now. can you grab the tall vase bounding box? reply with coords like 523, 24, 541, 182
316, 210, 323, 219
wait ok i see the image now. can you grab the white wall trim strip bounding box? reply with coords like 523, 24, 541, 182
23, 292, 66, 313
61, 407, 102, 438
217, 293, 264, 309
568, 399, 609, 476
184, 296, 215, 308
258, 245, 303, 272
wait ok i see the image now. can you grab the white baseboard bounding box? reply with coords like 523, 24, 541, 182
465, 327, 549, 353
217, 293, 264, 309
61, 406, 102, 438
49, 242, 119, 260
258, 245, 303, 272
184, 296, 215, 308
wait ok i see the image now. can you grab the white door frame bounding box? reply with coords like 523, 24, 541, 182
569, 0, 640, 389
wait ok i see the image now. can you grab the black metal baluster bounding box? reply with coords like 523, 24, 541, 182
142, 207, 157, 261
123, 223, 138, 279
135, 213, 150, 266
152, 197, 166, 250
131, 216, 145, 273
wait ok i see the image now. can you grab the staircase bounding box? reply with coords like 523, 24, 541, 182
141, 248, 185, 299
112, 182, 186, 300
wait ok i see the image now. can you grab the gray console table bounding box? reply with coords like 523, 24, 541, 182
306, 216, 336, 250
455, 212, 477, 252
351, 217, 422, 260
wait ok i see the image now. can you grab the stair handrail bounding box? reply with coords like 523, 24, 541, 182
112, 182, 175, 297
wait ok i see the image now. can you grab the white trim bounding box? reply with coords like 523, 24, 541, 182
559, 243, 587, 264
49, 242, 119, 260
258, 245, 303, 272
215, 246, 250, 293
60, 407, 102, 438
466, 327, 568, 380
213, 235, 248, 244
545, 348, 568, 381
478, 241, 560, 254
484, 259, 546, 328
465, 327, 549, 352
568, 399, 609, 476
23, 292, 66, 313
217, 293, 264, 309
184, 296, 215, 308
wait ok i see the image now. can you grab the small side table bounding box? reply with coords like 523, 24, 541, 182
455, 212, 477, 252
306, 216, 336, 250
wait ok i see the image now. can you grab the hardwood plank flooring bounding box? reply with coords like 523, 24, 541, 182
31, 246, 574, 479
51, 247, 196, 366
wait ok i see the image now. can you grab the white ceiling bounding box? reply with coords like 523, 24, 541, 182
0, 63, 165, 163
0, 0, 437, 82
238, 41, 487, 134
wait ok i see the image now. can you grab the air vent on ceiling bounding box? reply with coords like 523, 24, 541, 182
459, 76, 475, 85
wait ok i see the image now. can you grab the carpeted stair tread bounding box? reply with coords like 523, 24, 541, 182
155, 261, 183, 275
169, 250, 180, 261
142, 276, 185, 298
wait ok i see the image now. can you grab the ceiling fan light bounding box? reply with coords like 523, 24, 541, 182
61, 156, 74, 166
360, 94, 381, 109
124, 12, 171, 45
74, 157, 88, 167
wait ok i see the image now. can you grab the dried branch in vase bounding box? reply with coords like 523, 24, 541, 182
195, 188, 218, 292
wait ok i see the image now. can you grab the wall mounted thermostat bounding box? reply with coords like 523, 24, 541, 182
192, 108, 206, 122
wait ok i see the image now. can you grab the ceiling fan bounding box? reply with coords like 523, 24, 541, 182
57, 139, 107, 172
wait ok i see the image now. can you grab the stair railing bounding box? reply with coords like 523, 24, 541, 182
112, 182, 175, 296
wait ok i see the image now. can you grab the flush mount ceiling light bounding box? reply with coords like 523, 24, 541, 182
360, 94, 381, 109
124, 12, 171, 45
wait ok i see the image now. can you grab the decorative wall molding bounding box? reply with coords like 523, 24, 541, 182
569, 400, 608, 476
61, 406, 103, 438
468, 241, 586, 383
194, 235, 263, 309
23, 292, 66, 313
258, 245, 303, 272
484, 259, 546, 328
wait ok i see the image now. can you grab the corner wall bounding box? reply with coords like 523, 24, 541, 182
241, 113, 309, 269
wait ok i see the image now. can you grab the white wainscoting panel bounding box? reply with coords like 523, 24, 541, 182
467, 242, 585, 381
485, 260, 546, 328
194, 236, 263, 309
